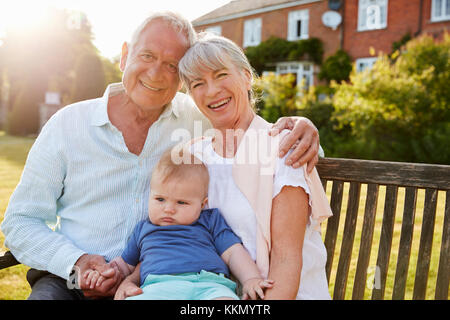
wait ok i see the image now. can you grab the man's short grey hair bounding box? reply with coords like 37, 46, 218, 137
178, 32, 257, 106
129, 11, 197, 51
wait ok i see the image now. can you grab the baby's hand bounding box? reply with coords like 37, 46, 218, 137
83, 264, 118, 290
242, 278, 274, 300
114, 279, 143, 300
83, 269, 103, 289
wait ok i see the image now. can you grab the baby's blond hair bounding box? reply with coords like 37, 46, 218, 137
151, 147, 209, 198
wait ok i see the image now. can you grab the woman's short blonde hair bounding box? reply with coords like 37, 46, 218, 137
178, 32, 258, 107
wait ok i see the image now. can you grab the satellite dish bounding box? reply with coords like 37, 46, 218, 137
322, 11, 342, 30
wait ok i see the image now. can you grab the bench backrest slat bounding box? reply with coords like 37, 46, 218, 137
333, 182, 361, 300
413, 188, 438, 299
435, 191, 450, 300
392, 186, 418, 300
324, 180, 344, 282
372, 185, 398, 300
352, 183, 379, 300
316, 157, 450, 300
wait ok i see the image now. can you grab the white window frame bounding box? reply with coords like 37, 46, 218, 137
243, 18, 262, 47
287, 9, 309, 41
357, 0, 388, 31
276, 61, 314, 89
431, 0, 450, 22
355, 57, 378, 72
205, 26, 222, 35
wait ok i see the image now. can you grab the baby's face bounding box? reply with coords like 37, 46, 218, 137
148, 177, 207, 226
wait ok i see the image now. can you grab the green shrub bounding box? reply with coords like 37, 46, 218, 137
318, 49, 352, 83
254, 74, 350, 157
332, 33, 450, 164
253, 73, 298, 123
253, 33, 449, 163
245, 37, 323, 74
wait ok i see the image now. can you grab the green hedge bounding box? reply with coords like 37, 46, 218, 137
255, 33, 450, 164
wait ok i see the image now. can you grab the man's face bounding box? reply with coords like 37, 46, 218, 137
120, 19, 189, 111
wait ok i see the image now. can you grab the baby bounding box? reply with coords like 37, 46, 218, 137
84, 148, 273, 300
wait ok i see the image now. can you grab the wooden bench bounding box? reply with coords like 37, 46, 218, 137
1, 157, 449, 300
317, 158, 449, 300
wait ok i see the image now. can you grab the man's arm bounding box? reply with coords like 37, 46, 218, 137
1, 115, 86, 280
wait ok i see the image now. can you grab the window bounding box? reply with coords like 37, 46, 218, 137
358, 0, 388, 31
431, 0, 450, 21
287, 9, 309, 41
243, 18, 262, 47
205, 26, 222, 35
355, 57, 378, 72
276, 62, 314, 89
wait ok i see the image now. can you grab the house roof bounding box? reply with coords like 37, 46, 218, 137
192, 0, 321, 26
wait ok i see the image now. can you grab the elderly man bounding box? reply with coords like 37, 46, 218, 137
1, 12, 321, 300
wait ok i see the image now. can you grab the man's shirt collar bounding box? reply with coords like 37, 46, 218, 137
90, 82, 179, 127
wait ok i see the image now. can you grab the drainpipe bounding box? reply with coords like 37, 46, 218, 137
340, 0, 345, 50
415, 0, 423, 37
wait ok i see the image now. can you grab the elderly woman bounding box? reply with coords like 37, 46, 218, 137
176, 33, 333, 300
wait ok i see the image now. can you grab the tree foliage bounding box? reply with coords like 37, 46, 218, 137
318, 49, 352, 83
1, 8, 122, 135
255, 33, 450, 164
332, 33, 450, 164
253, 73, 298, 122
245, 37, 323, 74
71, 52, 106, 102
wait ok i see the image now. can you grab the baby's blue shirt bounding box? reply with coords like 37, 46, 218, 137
121, 208, 242, 286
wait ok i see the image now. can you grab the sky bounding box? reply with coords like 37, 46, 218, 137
0, 0, 231, 59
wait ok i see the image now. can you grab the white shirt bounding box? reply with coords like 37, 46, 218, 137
192, 137, 331, 300
1, 83, 212, 279
192, 136, 311, 259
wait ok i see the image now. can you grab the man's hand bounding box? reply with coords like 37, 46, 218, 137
74, 254, 123, 298
269, 116, 320, 173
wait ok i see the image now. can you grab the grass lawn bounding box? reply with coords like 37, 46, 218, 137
0, 131, 34, 300
0, 131, 447, 300
322, 184, 447, 300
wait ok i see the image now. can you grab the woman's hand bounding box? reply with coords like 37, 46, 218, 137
270, 116, 320, 173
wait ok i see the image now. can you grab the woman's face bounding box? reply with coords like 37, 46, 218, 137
189, 63, 252, 129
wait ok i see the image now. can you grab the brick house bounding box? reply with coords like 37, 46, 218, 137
345, 0, 450, 71
192, 0, 450, 85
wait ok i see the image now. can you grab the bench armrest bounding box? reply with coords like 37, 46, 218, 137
0, 251, 20, 270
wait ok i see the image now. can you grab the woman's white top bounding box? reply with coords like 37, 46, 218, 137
191, 137, 331, 300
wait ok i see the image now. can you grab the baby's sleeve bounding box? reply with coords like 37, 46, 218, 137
121, 221, 144, 267
207, 209, 242, 256
273, 150, 312, 203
